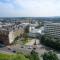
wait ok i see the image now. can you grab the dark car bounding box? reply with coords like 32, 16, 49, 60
33, 48, 36, 50
8, 48, 11, 50
21, 46, 24, 48
12, 50, 16, 53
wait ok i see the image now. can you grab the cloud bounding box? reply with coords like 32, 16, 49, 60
0, 0, 60, 17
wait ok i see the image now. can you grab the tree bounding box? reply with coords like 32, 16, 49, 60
25, 25, 29, 33
42, 51, 59, 60
23, 25, 29, 44
29, 50, 40, 60
23, 32, 28, 44
40, 35, 60, 50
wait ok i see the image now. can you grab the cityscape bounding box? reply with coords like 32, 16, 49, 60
0, 0, 60, 60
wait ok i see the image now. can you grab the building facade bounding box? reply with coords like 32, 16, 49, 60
44, 22, 60, 38
0, 23, 24, 45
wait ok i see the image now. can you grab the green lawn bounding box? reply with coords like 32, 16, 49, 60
0, 53, 29, 60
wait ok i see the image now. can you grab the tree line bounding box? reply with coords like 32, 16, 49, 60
41, 35, 60, 51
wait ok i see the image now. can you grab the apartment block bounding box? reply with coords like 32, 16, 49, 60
0, 23, 24, 45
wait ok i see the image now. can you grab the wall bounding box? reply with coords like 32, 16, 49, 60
0, 31, 9, 45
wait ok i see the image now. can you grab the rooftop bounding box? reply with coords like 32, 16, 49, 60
0, 22, 22, 32
45, 21, 60, 25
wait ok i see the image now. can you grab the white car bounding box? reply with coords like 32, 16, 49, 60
28, 46, 32, 49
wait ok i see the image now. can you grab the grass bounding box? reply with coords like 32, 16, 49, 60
0, 53, 29, 60
22, 38, 29, 44
22, 38, 32, 45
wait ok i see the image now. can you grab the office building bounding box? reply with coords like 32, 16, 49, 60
44, 22, 60, 38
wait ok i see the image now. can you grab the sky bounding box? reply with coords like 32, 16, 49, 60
0, 0, 60, 17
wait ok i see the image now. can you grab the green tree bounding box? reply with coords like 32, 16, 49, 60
23, 25, 29, 44
23, 32, 28, 44
25, 25, 29, 33
42, 51, 59, 60
29, 50, 40, 60
40, 35, 60, 50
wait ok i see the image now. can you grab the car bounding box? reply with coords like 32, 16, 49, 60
28, 47, 31, 49
12, 50, 16, 53
33, 47, 36, 50
8, 48, 11, 50
21, 46, 24, 48
28, 46, 32, 49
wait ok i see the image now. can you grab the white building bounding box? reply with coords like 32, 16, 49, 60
19, 23, 38, 32
29, 27, 44, 38
44, 22, 60, 38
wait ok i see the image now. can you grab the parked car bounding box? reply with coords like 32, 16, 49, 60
28, 46, 32, 49
21, 46, 24, 48
12, 50, 16, 53
8, 48, 11, 50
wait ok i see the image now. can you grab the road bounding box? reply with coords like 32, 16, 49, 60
0, 44, 47, 55
0, 39, 52, 55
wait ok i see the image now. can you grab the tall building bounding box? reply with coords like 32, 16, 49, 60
44, 22, 60, 38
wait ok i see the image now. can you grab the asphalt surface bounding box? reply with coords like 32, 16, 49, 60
0, 44, 47, 55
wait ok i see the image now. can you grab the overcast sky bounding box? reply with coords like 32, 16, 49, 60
0, 0, 60, 17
